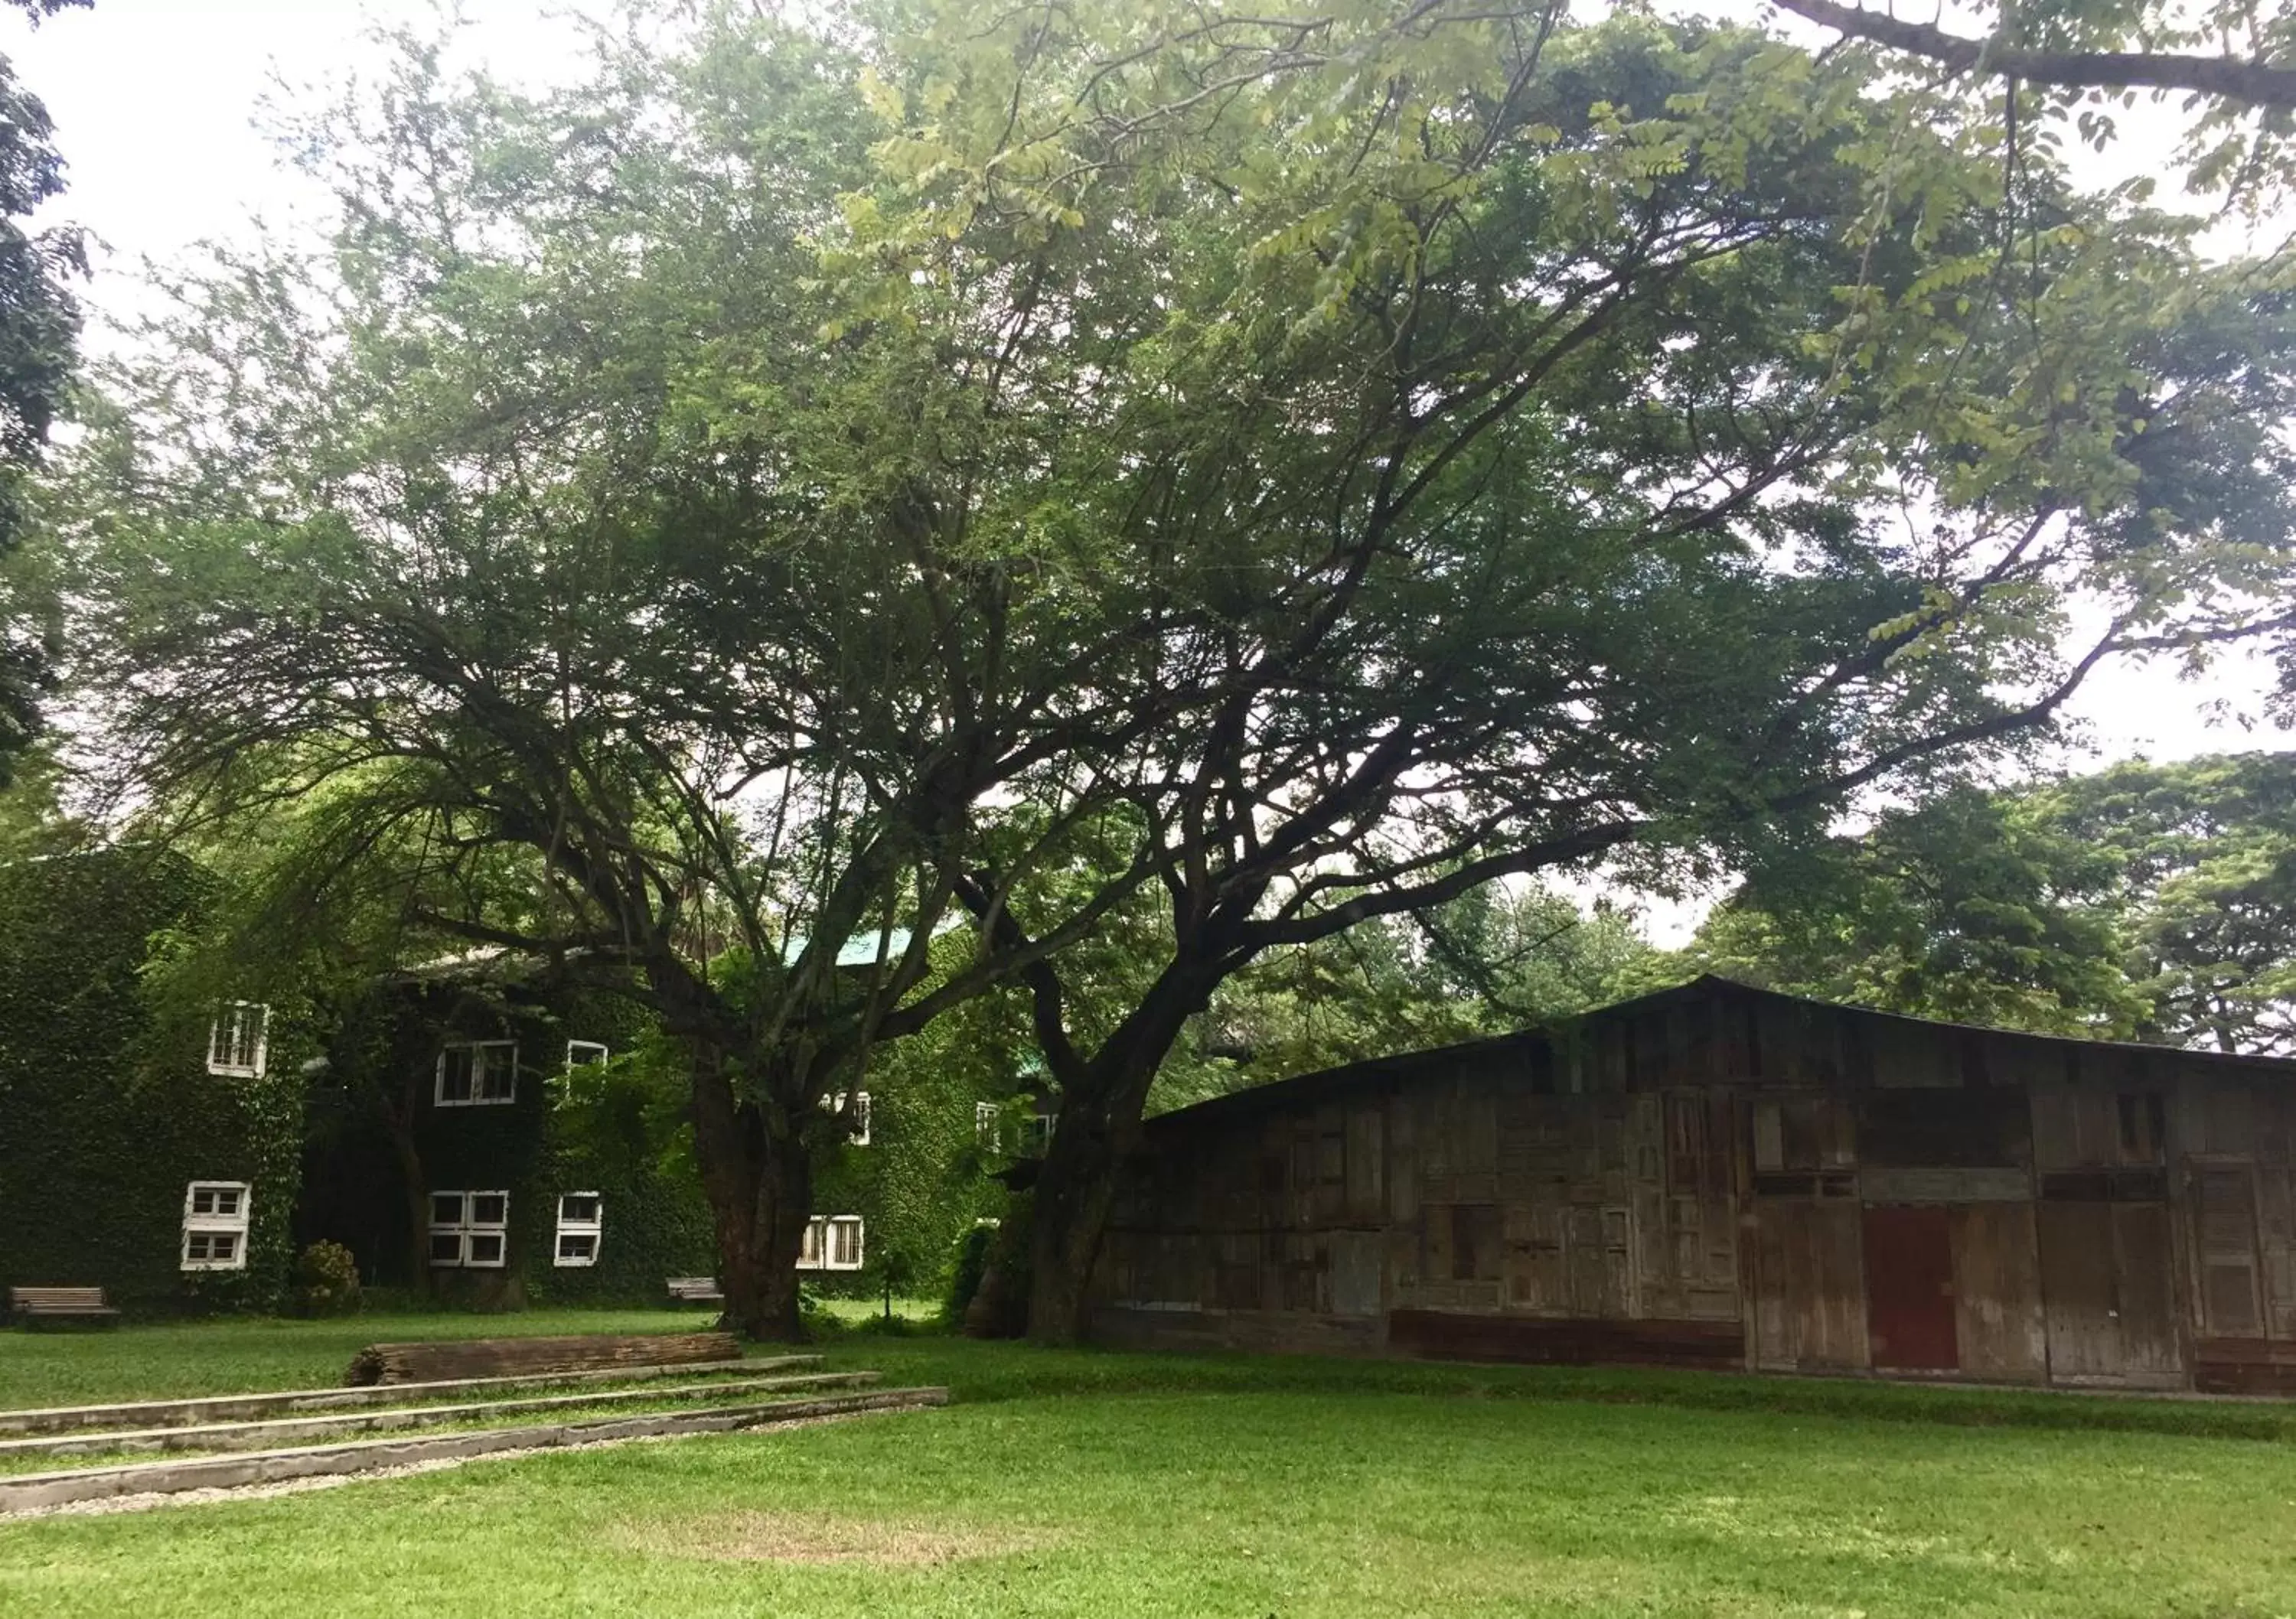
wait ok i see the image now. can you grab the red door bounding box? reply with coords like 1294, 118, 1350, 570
1863, 1205, 1958, 1371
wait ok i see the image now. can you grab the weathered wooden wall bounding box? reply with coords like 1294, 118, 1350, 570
1087, 979, 2296, 1393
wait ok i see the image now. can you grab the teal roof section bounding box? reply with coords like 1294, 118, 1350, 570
782, 916, 960, 968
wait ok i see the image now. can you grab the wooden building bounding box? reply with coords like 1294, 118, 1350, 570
1085, 976, 2296, 1393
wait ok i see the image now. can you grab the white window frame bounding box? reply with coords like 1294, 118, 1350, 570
554, 1191, 603, 1267
975, 1099, 1000, 1148
795, 1213, 865, 1272
181, 1181, 251, 1271
435, 1041, 518, 1108
565, 1040, 609, 1071
823, 1090, 871, 1146
429, 1189, 510, 1268
206, 1002, 269, 1078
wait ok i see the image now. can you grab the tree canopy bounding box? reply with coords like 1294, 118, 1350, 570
43, 0, 2296, 1338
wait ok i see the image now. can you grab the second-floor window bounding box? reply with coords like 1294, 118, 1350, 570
436, 1041, 517, 1107
207, 1002, 269, 1078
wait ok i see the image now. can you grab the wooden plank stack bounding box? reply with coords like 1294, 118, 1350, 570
344, 1330, 741, 1386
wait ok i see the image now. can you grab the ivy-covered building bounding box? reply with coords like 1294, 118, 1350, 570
0, 848, 314, 1312
0, 846, 1024, 1316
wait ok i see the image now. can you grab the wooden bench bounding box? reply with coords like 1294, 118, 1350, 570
666, 1275, 725, 1305
9, 1287, 120, 1327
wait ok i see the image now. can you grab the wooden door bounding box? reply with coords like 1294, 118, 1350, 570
1863, 1205, 1958, 1370
2192, 1162, 2266, 1339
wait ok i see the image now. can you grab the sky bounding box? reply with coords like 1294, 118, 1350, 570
2, 0, 2289, 940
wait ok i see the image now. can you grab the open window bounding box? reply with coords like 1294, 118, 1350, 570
795, 1214, 865, 1271
554, 1191, 603, 1267
429, 1190, 509, 1267
181, 1181, 251, 1271
206, 1002, 269, 1078
436, 1041, 517, 1107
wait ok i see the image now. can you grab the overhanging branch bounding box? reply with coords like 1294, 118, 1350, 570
1776, 0, 2296, 109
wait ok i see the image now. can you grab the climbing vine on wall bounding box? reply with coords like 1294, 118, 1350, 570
0, 847, 309, 1312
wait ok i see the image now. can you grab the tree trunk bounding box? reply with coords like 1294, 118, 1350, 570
690, 1052, 814, 1342
1018, 961, 1224, 1344
1024, 1099, 1128, 1344
382, 1111, 431, 1296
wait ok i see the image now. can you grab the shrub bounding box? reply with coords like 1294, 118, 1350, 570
295, 1239, 363, 1317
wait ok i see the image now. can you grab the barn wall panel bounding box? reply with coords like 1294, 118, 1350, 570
1949, 1202, 2047, 1382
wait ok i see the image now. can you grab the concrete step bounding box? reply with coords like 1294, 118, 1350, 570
0, 1371, 882, 1460
0, 1385, 951, 1513
0, 1355, 819, 1436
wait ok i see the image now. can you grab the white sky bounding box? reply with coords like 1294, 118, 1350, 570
4, 0, 2289, 943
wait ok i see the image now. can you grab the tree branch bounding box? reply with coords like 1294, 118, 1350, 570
1774, 0, 2296, 109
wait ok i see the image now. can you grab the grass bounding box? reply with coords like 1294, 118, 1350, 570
5, 1311, 2296, 1617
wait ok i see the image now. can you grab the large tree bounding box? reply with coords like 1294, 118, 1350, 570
822, 0, 2296, 1339
62, 15, 1168, 1337
55, 0, 2296, 1342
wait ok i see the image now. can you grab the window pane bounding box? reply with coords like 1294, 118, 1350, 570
214, 1188, 240, 1217
430, 1191, 465, 1226
467, 1233, 505, 1266
210, 1233, 237, 1262
429, 1233, 465, 1265
477, 1045, 516, 1101
439, 1049, 475, 1103
567, 1041, 608, 1067
556, 1233, 596, 1263
470, 1193, 507, 1226
559, 1194, 600, 1225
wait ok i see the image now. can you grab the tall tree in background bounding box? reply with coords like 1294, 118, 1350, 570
835, 0, 2296, 1339
1675, 787, 2149, 1037
2043, 754, 2296, 1054
1176, 888, 1660, 1106
0, 0, 87, 780
1679, 754, 2296, 1055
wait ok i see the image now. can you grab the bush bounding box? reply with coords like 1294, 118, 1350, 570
295, 1239, 363, 1317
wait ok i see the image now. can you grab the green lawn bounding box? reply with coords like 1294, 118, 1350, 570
5, 1312, 2296, 1617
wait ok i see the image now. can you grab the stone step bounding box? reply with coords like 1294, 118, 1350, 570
0, 1386, 950, 1513
0, 1371, 881, 1459
0, 1355, 818, 1436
